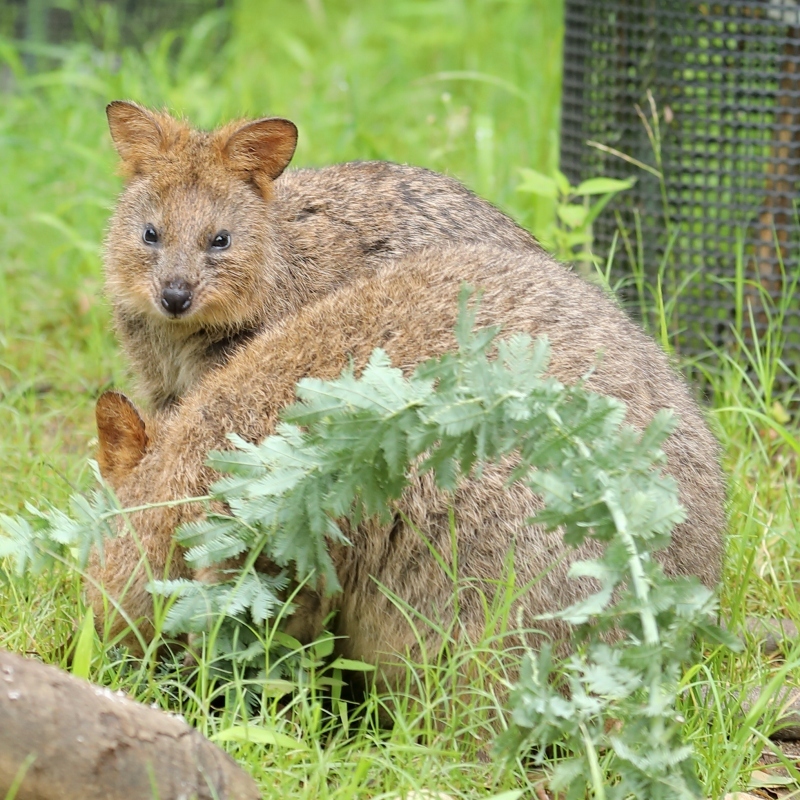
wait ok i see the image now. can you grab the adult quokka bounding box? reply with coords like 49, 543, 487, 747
104, 102, 537, 410
88, 242, 726, 695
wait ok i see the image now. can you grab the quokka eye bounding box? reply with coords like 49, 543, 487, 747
211, 231, 232, 250
142, 225, 159, 245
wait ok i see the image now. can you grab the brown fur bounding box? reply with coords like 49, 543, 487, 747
103, 102, 537, 410
87, 243, 726, 694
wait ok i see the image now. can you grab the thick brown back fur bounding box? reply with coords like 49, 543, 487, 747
88, 243, 726, 693
104, 102, 537, 410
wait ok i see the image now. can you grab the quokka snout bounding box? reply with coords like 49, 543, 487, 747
103, 102, 537, 409
88, 242, 726, 695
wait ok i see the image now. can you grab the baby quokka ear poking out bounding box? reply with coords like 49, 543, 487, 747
95, 391, 149, 485
219, 117, 298, 199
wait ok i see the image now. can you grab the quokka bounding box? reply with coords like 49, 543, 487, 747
104, 101, 537, 410
88, 242, 726, 694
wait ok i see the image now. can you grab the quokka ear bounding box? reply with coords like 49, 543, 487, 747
95, 391, 149, 484
106, 100, 184, 176
221, 117, 298, 198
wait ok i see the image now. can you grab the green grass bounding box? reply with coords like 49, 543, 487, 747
1, 2, 799, 798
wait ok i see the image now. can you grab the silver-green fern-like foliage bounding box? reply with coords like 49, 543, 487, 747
0, 289, 735, 798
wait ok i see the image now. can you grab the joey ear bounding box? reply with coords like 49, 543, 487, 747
106, 100, 182, 176
95, 391, 149, 483
221, 117, 298, 197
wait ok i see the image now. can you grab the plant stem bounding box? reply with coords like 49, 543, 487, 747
581, 722, 607, 800
603, 489, 660, 646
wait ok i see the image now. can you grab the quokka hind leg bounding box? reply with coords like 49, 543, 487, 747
330, 529, 558, 742
343, 603, 549, 750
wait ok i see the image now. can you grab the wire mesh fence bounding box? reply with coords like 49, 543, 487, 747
561, 0, 800, 377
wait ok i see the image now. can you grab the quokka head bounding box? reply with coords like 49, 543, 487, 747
104, 101, 298, 331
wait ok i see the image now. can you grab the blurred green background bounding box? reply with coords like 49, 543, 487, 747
0, 1, 564, 511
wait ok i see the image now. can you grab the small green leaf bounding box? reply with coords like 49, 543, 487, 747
271, 631, 304, 651
550, 585, 615, 625
556, 203, 588, 229
314, 676, 348, 688
312, 631, 335, 659
328, 657, 377, 672
564, 231, 593, 248
517, 168, 558, 198
574, 176, 636, 195
212, 725, 310, 751
553, 169, 572, 196
584, 191, 619, 227
70, 607, 95, 680
260, 679, 297, 696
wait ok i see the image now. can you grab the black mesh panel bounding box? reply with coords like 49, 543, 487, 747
561, 1, 800, 370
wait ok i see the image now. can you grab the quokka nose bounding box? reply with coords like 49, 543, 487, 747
161, 283, 193, 316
